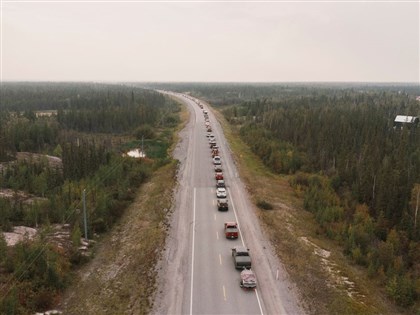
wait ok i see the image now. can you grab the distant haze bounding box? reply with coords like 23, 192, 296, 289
1, 1, 419, 82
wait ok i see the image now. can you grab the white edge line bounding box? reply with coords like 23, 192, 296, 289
190, 187, 196, 315
1, 0, 3, 86
228, 187, 245, 248
228, 187, 264, 315
255, 289, 264, 315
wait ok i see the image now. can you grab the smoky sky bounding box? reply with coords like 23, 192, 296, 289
1, 1, 419, 82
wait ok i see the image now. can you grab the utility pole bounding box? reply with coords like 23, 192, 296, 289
141, 135, 144, 158
415, 188, 419, 230
83, 189, 88, 240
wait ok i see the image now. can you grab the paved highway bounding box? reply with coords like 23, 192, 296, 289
153, 92, 305, 315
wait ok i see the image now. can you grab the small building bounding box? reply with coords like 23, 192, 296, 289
394, 115, 419, 130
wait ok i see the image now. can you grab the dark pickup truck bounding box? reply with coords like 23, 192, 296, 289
217, 199, 228, 211
232, 246, 252, 269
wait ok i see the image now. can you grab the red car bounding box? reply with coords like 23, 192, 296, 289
215, 172, 224, 180
224, 222, 238, 239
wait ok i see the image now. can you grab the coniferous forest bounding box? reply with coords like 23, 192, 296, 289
228, 93, 420, 308
1, 81, 419, 312
0, 82, 180, 314
148, 82, 419, 309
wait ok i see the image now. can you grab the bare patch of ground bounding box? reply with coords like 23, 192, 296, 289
3, 226, 38, 246
0, 152, 62, 172
0, 188, 48, 205
16, 152, 62, 169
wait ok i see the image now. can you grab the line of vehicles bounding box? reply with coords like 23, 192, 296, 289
198, 101, 257, 290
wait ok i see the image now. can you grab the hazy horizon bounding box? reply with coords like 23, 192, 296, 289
2, 1, 419, 83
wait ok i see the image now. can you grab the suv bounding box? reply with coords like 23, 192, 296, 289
216, 180, 225, 188
216, 187, 227, 198
217, 199, 228, 211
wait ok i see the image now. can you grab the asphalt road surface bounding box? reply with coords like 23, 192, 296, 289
153, 92, 305, 315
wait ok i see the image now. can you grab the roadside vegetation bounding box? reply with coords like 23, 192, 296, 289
147, 82, 419, 314
0, 83, 181, 314
221, 91, 420, 312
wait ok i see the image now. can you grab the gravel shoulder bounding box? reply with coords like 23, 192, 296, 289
151, 96, 195, 314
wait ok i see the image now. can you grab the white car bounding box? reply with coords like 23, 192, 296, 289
216, 187, 227, 198
213, 156, 221, 165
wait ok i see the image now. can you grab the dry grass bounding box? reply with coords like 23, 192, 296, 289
213, 109, 404, 315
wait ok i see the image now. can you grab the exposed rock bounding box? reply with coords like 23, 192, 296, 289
0, 188, 48, 205
3, 226, 38, 246
35, 312, 59, 315
16, 152, 62, 169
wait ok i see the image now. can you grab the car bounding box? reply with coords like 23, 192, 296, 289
240, 268, 257, 289
216, 187, 227, 198
214, 165, 222, 172
215, 172, 224, 180
217, 199, 229, 211
216, 180, 225, 188
224, 222, 238, 238
213, 156, 221, 165
206, 133, 214, 138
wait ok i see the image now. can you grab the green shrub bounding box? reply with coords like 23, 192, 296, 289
256, 200, 273, 210
135, 124, 156, 140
